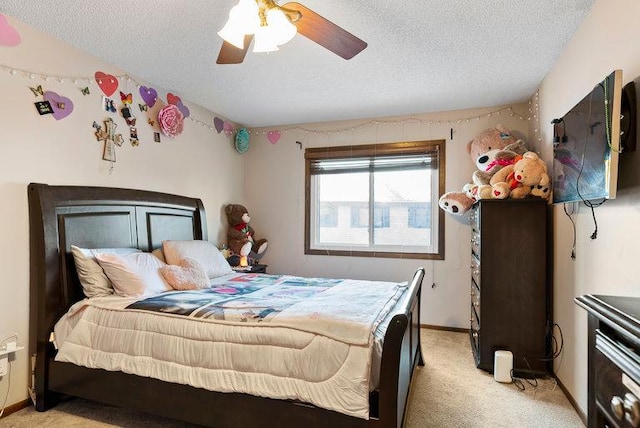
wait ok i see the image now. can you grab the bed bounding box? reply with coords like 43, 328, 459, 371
28, 183, 425, 428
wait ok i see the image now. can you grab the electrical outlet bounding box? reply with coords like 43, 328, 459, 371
0, 355, 7, 377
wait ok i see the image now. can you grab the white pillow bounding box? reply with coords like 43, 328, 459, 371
94, 252, 171, 297
70, 245, 141, 298
162, 240, 233, 278
160, 257, 209, 290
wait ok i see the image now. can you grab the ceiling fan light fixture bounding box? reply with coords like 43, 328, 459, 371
216, 0, 368, 64
218, 0, 260, 48
217, 23, 246, 49
253, 25, 280, 53
265, 8, 297, 46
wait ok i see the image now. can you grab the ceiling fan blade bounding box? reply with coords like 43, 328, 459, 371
283, 2, 367, 60
216, 35, 254, 64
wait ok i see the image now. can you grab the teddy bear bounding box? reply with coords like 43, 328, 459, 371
225, 204, 268, 258
438, 125, 528, 215
489, 151, 550, 199
513, 151, 551, 199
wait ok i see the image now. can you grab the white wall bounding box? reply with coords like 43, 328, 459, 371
244, 107, 530, 329
0, 17, 244, 408
536, 0, 640, 416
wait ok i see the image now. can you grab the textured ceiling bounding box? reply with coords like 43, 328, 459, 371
1, 0, 595, 128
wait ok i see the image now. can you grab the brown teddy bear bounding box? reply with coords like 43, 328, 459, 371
225, 204, 268, 258
489, 151, 551, 199
438, 125, 527, 215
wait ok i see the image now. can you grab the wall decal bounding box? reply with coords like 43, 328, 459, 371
43, 91, 74, 120
158, 104, 184, 138
119, 91, 136, 126
139, 86, 158, 107
94, 118, 124, 162
267, 130, 281, 144
167, 93, 190, 118
102, 96, 116, 113
234, 128, 250, 154
3, 63, 247, 136
214, 117, 224, 133
34, 101, 53, 115
0, 14, 21, 46
94, 71, 119, 97
29, 84, 43, 96
223, 121, 234, 136
130, 127, 139, 146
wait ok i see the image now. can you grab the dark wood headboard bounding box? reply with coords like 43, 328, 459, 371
27, 183, 207, 404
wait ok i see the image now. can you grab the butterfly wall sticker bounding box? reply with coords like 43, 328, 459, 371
119, 91, 132, 105
138, 103, 147, 112
30, 85, 43, 96
81, 87, 90, 95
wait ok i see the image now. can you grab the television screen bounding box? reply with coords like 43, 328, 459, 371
552, 70, 622, 204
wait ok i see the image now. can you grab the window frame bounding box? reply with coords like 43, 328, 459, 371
304, 139, 445, 260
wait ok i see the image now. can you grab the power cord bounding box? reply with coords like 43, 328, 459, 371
542, 323, 565, 361
0, 360, 11, 418
563, 203, 577, 259
509, 323, 564, 394
510, 356, 539, 392
0, 334, 17, 419
573, 78, 617, 240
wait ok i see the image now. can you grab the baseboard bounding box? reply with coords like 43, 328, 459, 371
421, 324, 469, 333
553, 373, 587, 426
0, 398, 31, 419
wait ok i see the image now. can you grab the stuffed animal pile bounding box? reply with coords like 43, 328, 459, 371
438, 125, 551, 216
225, 204, 268, 259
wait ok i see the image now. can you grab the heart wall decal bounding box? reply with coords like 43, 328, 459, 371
213, 117, 224, 133
139, 86, 158, 107
167, 93, 190, 118
267, 130, 281, 144
167, 93, 181, 106
0, 14, 21, 46
223, 121, 234, 137
43, 91, 74, 120
95, 71, 119, 97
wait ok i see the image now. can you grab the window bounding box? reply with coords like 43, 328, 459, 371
320, 203, 338, 227
408, 204, 429, 229
350, 204, 368, 228
305, 140, 445, 259
374, 204, 390, 228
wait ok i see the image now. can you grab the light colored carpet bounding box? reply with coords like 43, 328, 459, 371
1, 330, 583, 427
405, 330, 583, 428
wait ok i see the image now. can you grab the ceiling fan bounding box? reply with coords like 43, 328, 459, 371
216, 0, 368, 64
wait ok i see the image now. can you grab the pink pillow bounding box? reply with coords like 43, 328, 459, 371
160, 258, 209, 290
94, 252, 171, 297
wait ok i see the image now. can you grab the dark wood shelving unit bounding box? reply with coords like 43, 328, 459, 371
469, 199, 550, 378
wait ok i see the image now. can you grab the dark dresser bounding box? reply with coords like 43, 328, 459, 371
576, 295, 640, 428
469, 199, 550, 377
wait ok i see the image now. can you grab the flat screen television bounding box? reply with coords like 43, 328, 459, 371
552, 70, 623, 204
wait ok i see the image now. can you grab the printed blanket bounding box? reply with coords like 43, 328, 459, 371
126, 273, 406, 345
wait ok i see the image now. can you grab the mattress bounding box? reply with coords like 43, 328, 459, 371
53, 273, 407, 419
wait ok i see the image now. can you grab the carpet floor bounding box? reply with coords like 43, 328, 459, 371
0, 329, 583, 427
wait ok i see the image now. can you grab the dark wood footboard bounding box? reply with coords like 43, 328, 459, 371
28, 183, 425, 427
376, 267, 425, 427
